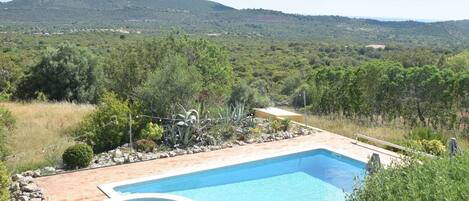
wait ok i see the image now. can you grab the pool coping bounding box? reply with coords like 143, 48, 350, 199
98, 147, 371, 199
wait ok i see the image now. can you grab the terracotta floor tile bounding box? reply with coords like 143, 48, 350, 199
36, 129, 399, 201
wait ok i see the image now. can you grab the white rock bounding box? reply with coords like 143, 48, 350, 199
18, 195, 29, 201
114, 149, 123, 158
22, 184, 40, 192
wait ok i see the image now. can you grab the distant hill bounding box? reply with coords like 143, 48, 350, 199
0, 0, 233, 11
1, 0, 469, 46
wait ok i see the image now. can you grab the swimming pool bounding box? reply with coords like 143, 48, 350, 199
103, 149, 366, 201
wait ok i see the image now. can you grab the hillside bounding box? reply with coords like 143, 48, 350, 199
1, 0, 469, 46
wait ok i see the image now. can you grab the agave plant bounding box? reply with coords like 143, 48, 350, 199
166, 106, 200, 148
218, 102, 246, 125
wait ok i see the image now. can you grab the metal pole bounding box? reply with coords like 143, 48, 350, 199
129, 112, 133, 152
303, 90, 307, 126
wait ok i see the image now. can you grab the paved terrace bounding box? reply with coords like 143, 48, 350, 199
36, 129, 400, 201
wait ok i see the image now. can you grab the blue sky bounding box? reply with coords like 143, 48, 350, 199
211, 0, 469, 21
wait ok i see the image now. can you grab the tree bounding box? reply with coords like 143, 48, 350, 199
105, 31, 233, 108
137, 55, 203, 117
446, 51, 469, 72
0, 53, 21, 98
16, 43, 103, 103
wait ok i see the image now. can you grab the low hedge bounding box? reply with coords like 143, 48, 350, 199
62, 144, 94, 170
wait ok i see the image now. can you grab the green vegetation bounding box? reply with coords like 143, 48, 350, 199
16, 43, 103, 103
0, 161, 10, 201
76, 92, 130, 153
140, 122, 164, 142
0, 107, 15, 161
135, 139, 157, 153
347, 154, 469, 201
2, 0, 469, 46
62, 144, 94, 170
306, 62, 468, 136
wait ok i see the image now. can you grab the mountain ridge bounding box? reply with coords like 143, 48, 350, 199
1, 0, 469, 46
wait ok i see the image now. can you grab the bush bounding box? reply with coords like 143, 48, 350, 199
406, 127, 445, 142
15, 43, 103, 103
280, 118, 292, 132
228, 81, 271, 110
347, 154, 469, 201
140, 122, 164, 142
415, 139, 446, 156
0, 161, 10, 201
0, 107, 15, 161
76, 92, 130, 153
135, 139, 157, 153
207, 123, 236, 145
137, 55, 202, 117
62, 144, 94, 170
270, 120, 283, 133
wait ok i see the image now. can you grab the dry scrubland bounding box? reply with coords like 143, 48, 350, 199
1, 102, 94, 172
304, 114, 469, 150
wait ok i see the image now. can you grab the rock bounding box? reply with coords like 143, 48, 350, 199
174, 149, 186, 156
159, 152, 169, 158
114, 149, 123, 158
10, 182, 20, 191
18, 195, 29, 201
113, 157, 125, 164
30, 198, 43, 201
22, 171, 34, 177
137, 152, 143, 160
168, 151, 177, 157
33, 170, 41, 178
202, 146, 210, 152
22, 184, 40, 192
12, 174, 24, 182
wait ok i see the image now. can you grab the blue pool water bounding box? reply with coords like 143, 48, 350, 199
114, 149, 366, 201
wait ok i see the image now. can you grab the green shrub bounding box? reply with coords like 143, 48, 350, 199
406, 127, 445, 142
135, 139, 157, 153
280, 118, 292, 131
0, 161, 10, 201
415, 139, 447, 156
0, 107, 15, 161
207, 123, 236, 145
76, 92, 130, 153
248, 126, 263, 139
62, 144, 94, 170
140, 122, 164, 142
228, 81, 271, 110
347, 154, 469, 201
270, 120, 282, 133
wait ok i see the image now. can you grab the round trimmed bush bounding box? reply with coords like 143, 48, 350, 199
135, 139, 157, 153
62, 144, 94, 170
0, 161, 11, 201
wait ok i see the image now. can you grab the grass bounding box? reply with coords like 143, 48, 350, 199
294, 111, 469, 150
304, 115, 408, 144
1, 102, 94, 172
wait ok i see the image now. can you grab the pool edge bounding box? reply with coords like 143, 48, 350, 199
98, 147, 366, 199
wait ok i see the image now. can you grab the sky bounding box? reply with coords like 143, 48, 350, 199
211, 0, 469, 21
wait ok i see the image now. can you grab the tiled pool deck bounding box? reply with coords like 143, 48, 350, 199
36, 128, 400, 201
